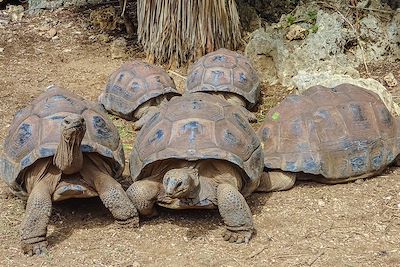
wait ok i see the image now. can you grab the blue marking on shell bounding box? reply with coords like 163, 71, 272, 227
191, 100, 202, 110
262, 128, 270, 141
224, 130, 238, 145
181, 121, 201, 143
21, 155, 33, 169
387, 151, 394, 162
111, 84, 132, 98
148, 129, 164, 144
233, 113, 248, 130
297, 143, 310, 150
291, 119, 303, 137
81, 144, 95, 152
213, 55, 225, 62
50, 115, 65, 121
93, 116, 112, 139
39, 147, 55, 157
131, 82, 140, 91
211, 70, 224, 83
103, 148, 113, 157
17, 123, 32, 146
239, 73, 247, 84
351, 156, 366, 172
303, 158, 320, 173
371, 153, 383, 169
286, 161, 297, 172
350, 103, 367, 122
316, 109, 330, 118
379, 108, 393, 126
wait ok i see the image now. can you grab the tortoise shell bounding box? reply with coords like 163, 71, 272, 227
130, 93, 263, 196
186, 48, 260, 109
99, 61, 181, 120
258, 83, 400, 180
0, 86, 125, 195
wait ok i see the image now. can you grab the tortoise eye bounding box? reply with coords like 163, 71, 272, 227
176, 181, 182, 187
64, 119, 70, 124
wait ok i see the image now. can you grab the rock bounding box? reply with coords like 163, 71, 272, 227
246, 4, 400, 87
47, 28, 57, 38
384, 72, 398, 87
0, 48, 4, 53
292, 72, 400, 116
6, 5, 24, 22
110, 37, 127, 59
286, 24, 307, 41
97, 33, 110, 43
246, 10, 358, 86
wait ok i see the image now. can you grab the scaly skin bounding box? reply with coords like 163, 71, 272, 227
81, 155, 139, 227
217, 183, 254, 243
126, 179, 160, 217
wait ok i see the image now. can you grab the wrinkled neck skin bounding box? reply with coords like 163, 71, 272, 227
212, 92, 245, 108
134, 95, 167, 119
53, 131, 84, 175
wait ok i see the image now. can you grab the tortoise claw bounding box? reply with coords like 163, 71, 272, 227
222, 229, 253, 244
116, 215, 140, 228
21, 240, 48, 256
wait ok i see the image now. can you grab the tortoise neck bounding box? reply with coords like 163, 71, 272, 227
53, 133, 84, 174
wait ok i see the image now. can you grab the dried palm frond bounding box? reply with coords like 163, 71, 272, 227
137, 0, 242, 66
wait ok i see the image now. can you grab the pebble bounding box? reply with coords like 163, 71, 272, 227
0, 47, 4, 53
110, 37, 127, 59
383, 72, 398, 87
47, 28, 57, 38
286, 24, 308, 41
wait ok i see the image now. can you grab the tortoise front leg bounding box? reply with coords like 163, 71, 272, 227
217, 183, 254, 244
81, 157, 139, 227
21, 179, 52, 256
126, 180, 160, 217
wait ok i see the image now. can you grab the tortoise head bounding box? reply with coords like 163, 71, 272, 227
163, 167, 199, 198
61, 114, 86, 142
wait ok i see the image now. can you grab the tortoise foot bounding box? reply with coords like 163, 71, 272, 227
116, 215, 140, 228
222, 228, 253, 244
21, 239, 48, 256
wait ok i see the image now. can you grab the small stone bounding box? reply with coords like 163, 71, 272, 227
47, 28, 57, 38
97, 33, 110, 43
110, 37, 127, 59
383, 72, 398, 87
52, 36, 59, 41
286, 24, 308, 41
317, 199, 325, 206
0, 47, 4, 53
63, 49, 72, 53
354, 178, 364, 184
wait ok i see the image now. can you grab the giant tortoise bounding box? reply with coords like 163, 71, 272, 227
257, 83, 400, 192
126, 93, 264, 243
186, 48, 260, 122
0, 86, 138, 255
99, 60, 181, 129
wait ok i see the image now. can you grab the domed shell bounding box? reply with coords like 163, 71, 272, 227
130, 93, 263, 195
0, 86, 125, 194
186, 48, 260, 109
99, 61, 181, 120
258, 84, 400, 180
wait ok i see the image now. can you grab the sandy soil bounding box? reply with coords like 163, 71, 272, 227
0, 7, 399, 267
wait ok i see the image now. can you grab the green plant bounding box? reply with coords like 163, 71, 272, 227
307, 10, 317, 22
310, 24, 319, 33
287, 15, 296, 26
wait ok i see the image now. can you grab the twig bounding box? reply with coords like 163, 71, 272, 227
308, 251, 325, 266
348, 5, 397, 14
167, 70, 187, 80
247, 246, 267, 259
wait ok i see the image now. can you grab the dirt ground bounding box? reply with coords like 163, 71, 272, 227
0, 7, 400, 267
